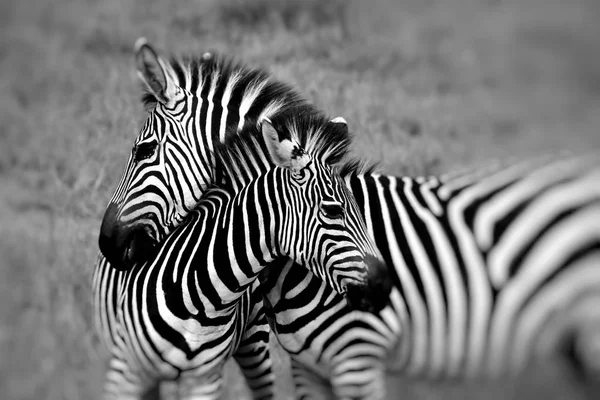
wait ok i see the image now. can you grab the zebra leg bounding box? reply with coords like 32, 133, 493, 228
290, 358, 333, 400
233, 287, 275, 399
103, 355, 155, 400
176, 372, 225, 400
330, 361, 386, 400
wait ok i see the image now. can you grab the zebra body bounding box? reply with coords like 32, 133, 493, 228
260, 153, 600, 399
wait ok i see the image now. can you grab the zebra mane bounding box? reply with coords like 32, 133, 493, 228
338, 158, 380, 177
141, 51, 307, 122
214, 105, 355, 190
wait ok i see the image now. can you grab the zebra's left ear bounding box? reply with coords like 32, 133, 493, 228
134, 38, 178, 105
261, 119, 310, 172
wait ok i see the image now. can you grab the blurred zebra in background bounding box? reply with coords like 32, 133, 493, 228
95, 108, 391, 399
260, 152, 600, 399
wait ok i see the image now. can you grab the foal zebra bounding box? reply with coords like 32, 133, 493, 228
96, 112, 390, 399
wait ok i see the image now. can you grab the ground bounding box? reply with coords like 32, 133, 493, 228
1, 0, 600, 399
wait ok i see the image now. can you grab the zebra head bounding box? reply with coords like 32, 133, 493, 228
98, 39, 201, 269
219, 116, 392, 313
99, 39, 306, 270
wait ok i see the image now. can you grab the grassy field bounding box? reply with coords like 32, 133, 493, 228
2, 0, 600, 398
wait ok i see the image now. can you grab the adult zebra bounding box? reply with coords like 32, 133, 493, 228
96, 110, 391, 399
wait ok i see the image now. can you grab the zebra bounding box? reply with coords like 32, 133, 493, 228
96, 88, 392, 397
258, 152, 600, 399
96, 39, 600, 399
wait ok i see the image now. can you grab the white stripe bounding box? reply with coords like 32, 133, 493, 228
205, 70, 220, 152
219, 71, 241, 142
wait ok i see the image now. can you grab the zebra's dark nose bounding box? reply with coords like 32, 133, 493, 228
99, 202, 129, 270
99, 203, 158, 270
345, 255, 392, 314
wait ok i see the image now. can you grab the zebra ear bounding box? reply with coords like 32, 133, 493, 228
330, 116, 348, 127
134, 38, 177, 104
261, 119, 310, 172
318, 116, 350, 165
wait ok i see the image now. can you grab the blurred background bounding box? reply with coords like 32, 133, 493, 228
1, 0, 600, 398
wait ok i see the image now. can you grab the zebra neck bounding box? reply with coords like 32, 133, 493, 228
191, 175, 281, 310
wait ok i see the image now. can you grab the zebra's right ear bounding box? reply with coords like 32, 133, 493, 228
134, 38, 178, 105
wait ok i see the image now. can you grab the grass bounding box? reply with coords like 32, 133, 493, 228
1, 0, 600, 398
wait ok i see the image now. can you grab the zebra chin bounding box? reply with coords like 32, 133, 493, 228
343, 255, 392, 314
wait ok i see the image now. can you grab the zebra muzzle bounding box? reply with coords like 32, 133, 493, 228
344, 256, 392, 314
99, 203, 159, 270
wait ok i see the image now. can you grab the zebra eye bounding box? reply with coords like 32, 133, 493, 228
134, 141, 158, 162
321, 201, 344, 219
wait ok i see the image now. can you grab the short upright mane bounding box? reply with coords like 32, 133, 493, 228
214, 105, 355, 190
141, 51, 306, 128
